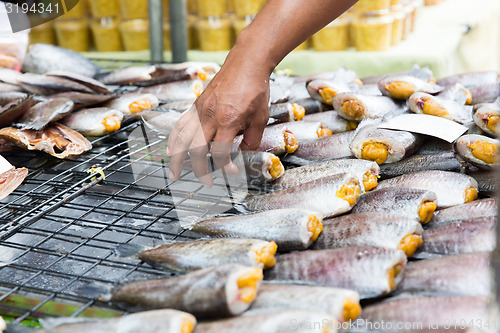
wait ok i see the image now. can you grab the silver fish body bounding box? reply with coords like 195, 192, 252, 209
332, 93, 400, 121
268, 121, 328, 140
15, 98, 74, 130
312, 213, 423, 257
470, 171, 496, 196
265, 246, 407, 299
46, 71, 113, 94
376, 170, 478, 208
138, 110, 181, 134
99, 64, 203, 86
45, 92, 116, 108
247, 283, 361, 323
0, 96, 34, 127
158, 99, 195, 112
455, 134, 499, 169
61, 107, 124, 136
408, 92, 473, 124
140, 79, 203, 102
302, 111, 354, 133
109, 264, 263, 318
271, 159, 379, 192
469, 82, 500, 105
0, 67, 24, 85
378, 75, 443, 100
33, 309, 197, 333
436, 71, 499, 88
21, 43, 99, 77
240, 151, 284, 184
397, 252, 490, 296
233, 125, 297, 155
415, 217, 495, 257
293, 98, 331, 114
195, 310, 337, 333
0, 82, 24, 93
245, 172, 360, 218
351, 188, 437, 224
437, 83, 472, 105
105, 92, 159, 115
0, 91, 29, 107
350, 126, 422, 164
187, 209, 323, 251
360, 295, 488, 330
284, 130, 356, 165
307, 79, 360, 105
269, 102, 298, 123
18, 73, 96, 95
473, 98, 500, 136
429, 198, 497, 226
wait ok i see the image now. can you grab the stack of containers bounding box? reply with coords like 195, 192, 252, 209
187, 0, 199, 49
195, 0, 231, 51
312, 11, 352, 51
231, 0, 266, 41
29, 20, 56, 46
53, 0, 90, 51
88, 0, 122, 52
116, 0, 148, 51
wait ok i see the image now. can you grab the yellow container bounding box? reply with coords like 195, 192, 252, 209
401, 0, 412, 39
410, 0, 420, 32
352, 9, 393, 51
88, 0, 119, 18
163, 0, 170, 18
119, 19, 149, 51
312, 13, 351, 51
390, 4, 405, 45
29, 21, 56, 45
353, 0, 390, 12
232, 0, 266, 17
196, 0, 227, 17
188, 15, 199, 49
187, 0, 197, 14
390, 0, 400, 5
61, 0, 87, 19
91, 17, 123, 51
232, 15, 253, 37
54, 18, 90, 52
119, 0, 148, 19
293, 39, 309, 51
163, 20, 171, 50
196, 16, 232, 51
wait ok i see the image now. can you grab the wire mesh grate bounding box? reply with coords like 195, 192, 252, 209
0, 81, 241, 324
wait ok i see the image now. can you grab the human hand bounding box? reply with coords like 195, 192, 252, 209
166, 49, 271, 187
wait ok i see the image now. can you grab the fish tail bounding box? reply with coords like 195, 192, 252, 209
5, 324, 35, 333
114, 243, 146, 259
78, 282, 113, 302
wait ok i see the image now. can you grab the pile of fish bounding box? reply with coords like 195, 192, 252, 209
1, 44, 499, 332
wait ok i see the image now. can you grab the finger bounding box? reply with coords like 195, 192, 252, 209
212, 128, 240, 175
239, 119, 267, 151
167, 112, 198, 180
189, 125, 214, 187
166, 107, 192, 156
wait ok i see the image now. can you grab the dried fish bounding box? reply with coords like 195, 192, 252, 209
473, 98, 499, 136
185, 209, 323, 251
361, 65, 435, 85
408, 92, 473, 124
158, 99, 195, 112
116, 238, 278, 272
0, 167, 28, 201
469, 82, 500, 105
378, 75, 442, 100
21, 43, 99, 77
18, 309, 197, 333
293, 98, 331, 115
436, 71, 499, 88
270, 121, 332, 140
351, 188, 437, 224
437, 83, 472, 105
332, 93, 400, 121
302, 111, 357, 133
0, 96, 35, 128
0, 123, 92, 159
350, 126, 422, 164
397, 252, 490, 296
307, 79, 361, 105
234, 125, 299, 155
0, 82, 24, 93
247, 283, 361, 322
99, 64, 207, 86
429, 198, 496, 226
240, 151, 284, 184
269, 102, 305, 122
15, 98, 74, 130
470, 171, 496, 196
360, 295, 488, 330
137, 110, 181, 134
46, 71, 113, 95
283, 130, 356, 165
105, 92, 159, 115
100, 264, 263, 317
140, 80, 203, 102
376, 170, 478, 208
61, 107, 124, 136
0, 67, 24, 85
271, 159, 379, 192
244, 173, 361, 218
18, 73, 95, 95
45, 92, 115, 109
455, 134, 498, 169
312, 213, 423, 257
265, 246, 407, 299
379, 152, 466, 179
415, 216, 495, 257
196, 310, 337, 333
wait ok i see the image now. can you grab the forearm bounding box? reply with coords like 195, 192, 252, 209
226, 0, 358, 75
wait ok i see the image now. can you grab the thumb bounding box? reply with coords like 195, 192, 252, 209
239, 121, 266, 151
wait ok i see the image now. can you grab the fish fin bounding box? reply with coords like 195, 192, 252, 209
114, 243, 147, 259
78, 282, 113, 302
5, 324, 34, 333
39, 317, 94, 329
281, 155, 313, 166
232, 203, 254, 215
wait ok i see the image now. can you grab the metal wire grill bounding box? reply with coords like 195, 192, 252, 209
0, 59, 242, 325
